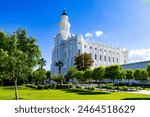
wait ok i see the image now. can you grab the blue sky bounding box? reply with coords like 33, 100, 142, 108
0, 0, 150, 69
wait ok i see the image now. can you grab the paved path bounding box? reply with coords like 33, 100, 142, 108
128, 90, 150, 95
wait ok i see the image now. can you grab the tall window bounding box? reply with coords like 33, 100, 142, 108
78, 49, 80, 54
109, 57, 110, 62
117, 58, 118, 63
104, 56, 106, 61
95, 54, 97, 60
100, 55, 101, 61
113, 57, 115, 63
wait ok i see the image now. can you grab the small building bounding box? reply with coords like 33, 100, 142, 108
121, 60, 150, 70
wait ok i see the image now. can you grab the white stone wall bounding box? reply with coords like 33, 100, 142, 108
51, 34, 128, 75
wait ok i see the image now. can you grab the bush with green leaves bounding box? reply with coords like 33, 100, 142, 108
25, 84, 37, 89
37, 84, 44, 90
44, 85, 49, 89
56, 84, 73, 89
136, 86, 143, 90
120, 86, 128, 91
101, 83, 113, 89
76, 85, 83, 89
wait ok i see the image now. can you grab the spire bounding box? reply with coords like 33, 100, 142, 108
62, 8, 67, 16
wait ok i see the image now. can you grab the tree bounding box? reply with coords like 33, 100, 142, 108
55, 61, 64, 74
7, 34, 29, 100
38, 58, 46, 69
16, 28, 41, 69
74, 52, 94, 71
83, 69, 93, 85
0, 29, 41, 100
93, 66, 105, 88
33, 69, 47, 84
75, 71, 84, 86
147, 63, 150, 78
134, 69, 149, 90
46, 70, 51, 84
0, 32, 10, 86
51, 74, 65, 84
0, 49, 9, 86
125, 69, 134, 86
65, 67, 78, 83
105, 65, 124, 91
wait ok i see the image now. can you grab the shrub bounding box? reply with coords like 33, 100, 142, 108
37, 84, 44, 90
101, 83, 113, 89
90, 86, 95, 90
25, 84, 37, 89
86, 86, 95, 90
55, 84, 73, 89
120, 86, 128, 91
56, 84, 62, 89
44, 85, 49, 89
48, 84, 56, 89
62, 84, 73, 89
76, 85, 82, 89
136, 86, 143, 90
128, 87, 136, 91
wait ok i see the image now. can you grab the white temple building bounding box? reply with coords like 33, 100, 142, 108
51, 9, 128, 75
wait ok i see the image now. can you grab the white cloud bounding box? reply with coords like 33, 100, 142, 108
129, 49, 150, 63
85, 33, 93, 38
95, 31, 103, 37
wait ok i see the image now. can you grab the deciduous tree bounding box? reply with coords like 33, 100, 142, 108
75, 71, 84, 86
83, 69, 93, 85
105, 65, 124, 91
93, 66, 105, 88
134, 69, 149, 90
0, 29, 41, 99
125, 69, 134, 86
74, 52, 94, 71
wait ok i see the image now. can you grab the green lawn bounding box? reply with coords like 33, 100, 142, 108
146, 88, 150, 91
0, 86, 150, 100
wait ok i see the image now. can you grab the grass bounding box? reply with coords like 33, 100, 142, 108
0, 86, 150, 100
145, 88, 150, 91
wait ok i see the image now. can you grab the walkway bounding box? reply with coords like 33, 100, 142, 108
128, 90, 150, 95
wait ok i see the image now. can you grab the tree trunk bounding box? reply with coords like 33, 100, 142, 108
61, 79, 63, 85
117, 80, 119, 92
128, 80, 130, 88
113, 80, 115, 92
14, 79, 18, 100
59, 67, 61, 74
0, 79, 4, 86
141, 81, 145, 90
88, 79, 91, 87
13, 70, 18, 100
98, 80, 101, 89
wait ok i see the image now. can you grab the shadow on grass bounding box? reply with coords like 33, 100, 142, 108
122, 98, 150, 100
61, 88, 110, 95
